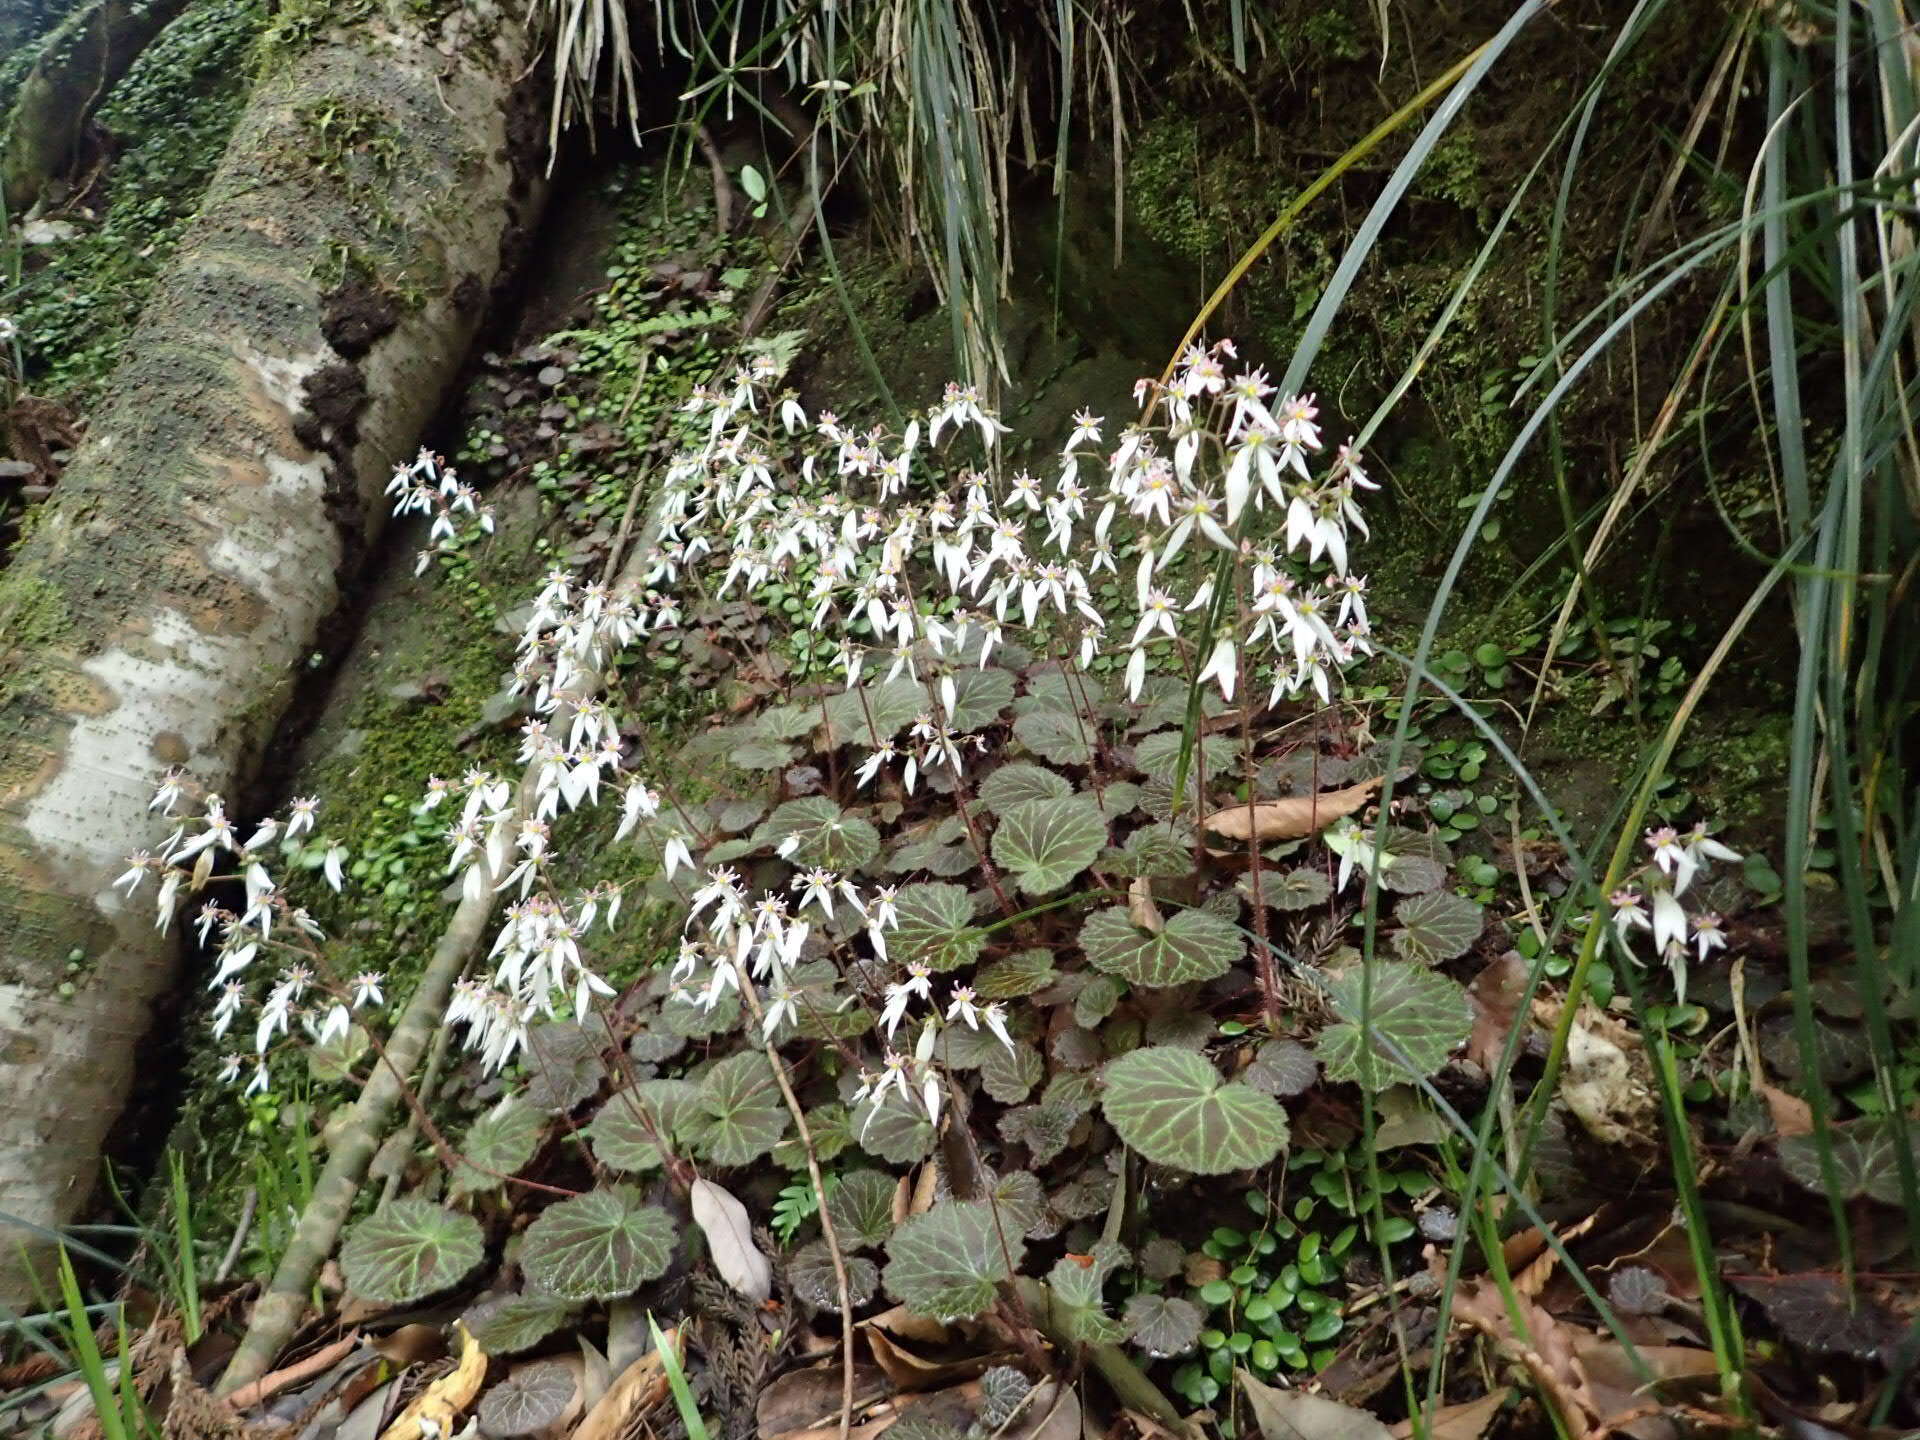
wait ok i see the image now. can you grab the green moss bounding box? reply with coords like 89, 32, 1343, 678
10, 0, 267, 404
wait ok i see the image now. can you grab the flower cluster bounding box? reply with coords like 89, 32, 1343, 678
385, 448, 497, 576
1607, 822, 1741, 1001
118, 778, 362, 1096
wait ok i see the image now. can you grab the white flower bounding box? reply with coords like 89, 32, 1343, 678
0, 316, 18, 342
1649, 885, 1688, 956
351, 971, 385, 1008
1609, 888, 1649, 938
879, 962, 933, 1039
286, 796, 319, 839
1197, 638, 1239, 700
982, 1002, 1014, 1053
663, 833, 694, 877
1691, 912, 1728, 963
322, 844, 348, 893
1683, 823, 1740, 873
217, 1053, 243, 1084
114, 852, 152, 896
946, 985, 981, 1029
1644, 826, 1695, 894
244, 1063, 271, 1097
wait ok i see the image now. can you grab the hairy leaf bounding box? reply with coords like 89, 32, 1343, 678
1391, 890, 1484, 964
1081, 906, 1241, 988
341, 1198, 484, 1305
858, 1091, 938, 1164
521, 1190, 675, 1301
1239, 867, 1333, 912
1133, 730, 1233, 787
1317, 964, 1472, 1090
694, 1052, 790, 1166
980, 762, 1074, 814
1048, 1254, 1126, 1342
463, 1293, 572, 1355
1125, 1293, 1202, 1357
948, 667, 1017, 730
825, 1170, 898, 1248
451, 1098, 544, 1198
1101, 1047, 1289, 1173
756, 796, 881, 870
1012, 710, 1096, 766
521, 1022, 602, 1112
790, 1241, 879, 1311
478, 1361, 576, 1437
992, 796, 1105, 894
883, 1200, 1024, 1321
981, 1041, 1044, 1104
1103, 825, 1194, 878
1779, 1119, 1919, 1204
1074, 973, 1125, 1028
1244, 1039, 1319, 1098
890, 882, 986, 971
985, 1171, 1047, 1232
976, 948, 1057, 998
979, 1367, 1033, 1429
822, 678, 929, 747
588, 1080, 698, 1173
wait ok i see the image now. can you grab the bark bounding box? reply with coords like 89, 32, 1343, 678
0, 0, 537, 1306
0, 0, 191, 214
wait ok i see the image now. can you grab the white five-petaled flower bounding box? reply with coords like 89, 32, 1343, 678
351, 971, 385, 1008
879, 962, 933, 1038
1691, 912, 1727, 963
286, 796, 319, 839
322, 844, 348, 893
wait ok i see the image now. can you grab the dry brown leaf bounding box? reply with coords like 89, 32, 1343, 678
1465, 952, 1530, 1075
891, 1173, 913, 1226
1389, 1389, 1510, 1440
1127, 876, 1166, 933
1452, 1283, 1598, 1438
1005, 1380, 1081, 1440
910, 1162, 939, 1217
1756, 1083, 1812, 1137
782, 1384, 983, 1440
864, 1328, 1014, 1392
377, 1324, 485, 1440
862, 1306, 950, 1348
692, 1177, 774, 1302
1201, 777, 1382, 843
572, 1328, 679, 1440
1502, 1213, 1599, 1299
1238, 1370, 1394, 1440
1541, 1001, 1655, 1147
755, 1362, 893, 1440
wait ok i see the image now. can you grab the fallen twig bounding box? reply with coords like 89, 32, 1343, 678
214, 1188, 256, 1284
224, 1330, 361, 1410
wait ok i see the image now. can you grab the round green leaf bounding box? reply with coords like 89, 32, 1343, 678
479, 1360, 576, 1436
947, 667, 1016, 731
858, 1091, 937, 1163
883, 1200, 1024, 1321
975, 948, 1056, 999
521, 1022, 602, 1112
1316, 963, 1472, 1090
341, 1198, 484, 1304
588, 1079, 699, 1173
1239, 868, 1332, 913
791, 1242, 880, 1310
451, 1098, 544, 1198
979, 763, 1074, 814
1012, 710, 1096, 766
826, 1170, 898, 1248
1126, 1293, 1203, 1357
822, 679, 928, 747
1780, 1119, 1919, 1204
521, 1190, 675, 1301
755, 797, 881, 870
1101, 1047, 1289, 1173
992, 797, 1105, 895
1081, 906, 1242, 988
1104, 825, 1194, 878
694, 1052, 790, 1166
890, 882, 986, 971
1131, 731, 1233, 786
463, 1293, 573, 1355
1390, 890, 1484, 964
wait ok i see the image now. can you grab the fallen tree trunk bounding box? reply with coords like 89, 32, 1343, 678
0, 0, 538, 1305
